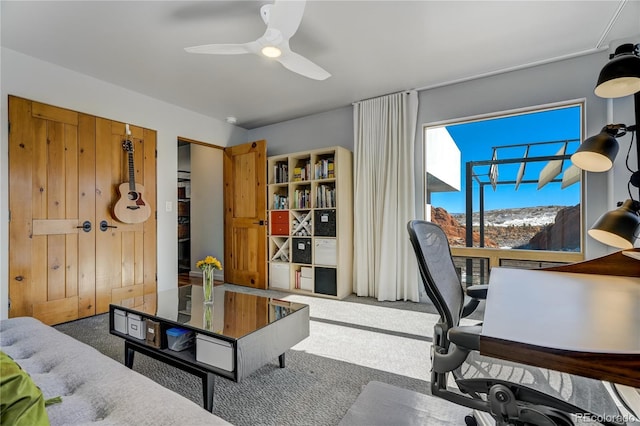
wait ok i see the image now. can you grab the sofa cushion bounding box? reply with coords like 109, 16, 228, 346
0, 350, 49, 426
1, 316, 232, 426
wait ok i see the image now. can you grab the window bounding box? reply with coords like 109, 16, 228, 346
424, 102, 583, 254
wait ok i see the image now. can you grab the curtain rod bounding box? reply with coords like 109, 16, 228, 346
352, 90, 415, 106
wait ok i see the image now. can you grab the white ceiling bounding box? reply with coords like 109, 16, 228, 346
2, 1, 639, 129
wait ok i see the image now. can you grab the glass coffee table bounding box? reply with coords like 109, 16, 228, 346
109, 285, 309, 412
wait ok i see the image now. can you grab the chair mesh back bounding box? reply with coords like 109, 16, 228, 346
407, 220, 464, 330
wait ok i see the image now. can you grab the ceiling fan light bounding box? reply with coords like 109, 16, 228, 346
594, 43, 640, 98
261, 46, 282, 58
570, 130, 619, 172
587, 199, 640, 249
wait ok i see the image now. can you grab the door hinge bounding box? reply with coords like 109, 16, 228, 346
8, 210, 10, 222
8, 122, 10, 134
8, 298, 11, 310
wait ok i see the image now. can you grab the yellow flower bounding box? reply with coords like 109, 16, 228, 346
197, 256, 222, 271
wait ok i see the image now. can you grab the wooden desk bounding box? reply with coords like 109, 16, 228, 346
479, 267, 640, 388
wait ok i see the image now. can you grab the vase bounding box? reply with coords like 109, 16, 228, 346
203, 303, 213, 331
202, 268, 214, 303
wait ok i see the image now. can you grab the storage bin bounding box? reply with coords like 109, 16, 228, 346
315, 267, 337, 296
299, 266, 314, 291
127, 313, 146, 340
300, 277, 314, 292
314, 238, 337, 266
114, 309, 127, 334
314, 209, 336, 236
292, 238, 312, 264
270, 263, 290, 289
145, 319, 162, 348
166, 327, 195, 351
178, 224, 189, 239
300, 266, 313, 278
177, 201, 190, 216
196, 334, 234, 372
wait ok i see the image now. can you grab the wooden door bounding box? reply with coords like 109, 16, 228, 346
95, 119, 157, 312
223, 140, 267, 289
9, 97, 91, 324
8, 96, 157, 325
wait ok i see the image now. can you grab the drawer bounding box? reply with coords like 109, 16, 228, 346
196, 334, 234, 372
271, 223, 289, 236
270, 210, 289, 224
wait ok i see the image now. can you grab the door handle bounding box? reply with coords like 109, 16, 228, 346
76, 221, 92, 232
100, 220, 118, 232
253, 220, 267, 226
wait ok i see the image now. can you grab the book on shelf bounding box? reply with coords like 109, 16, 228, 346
274, 162, 288, 183
273, 194, 289, 209
293, 188, 311, 209
292, 161, 311, 182
315, 158, 335, 179
316, 184, 335, 208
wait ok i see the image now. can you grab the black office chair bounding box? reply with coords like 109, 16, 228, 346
407, 220, 625, 426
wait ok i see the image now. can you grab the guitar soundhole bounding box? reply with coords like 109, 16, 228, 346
128, 191, 139, 201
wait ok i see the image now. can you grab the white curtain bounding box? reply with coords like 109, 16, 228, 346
353, 91, 419, 301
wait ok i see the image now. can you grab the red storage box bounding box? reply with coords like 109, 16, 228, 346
271, 223, 289, 236
271, 211, 289, 223
270, 211, 289, 235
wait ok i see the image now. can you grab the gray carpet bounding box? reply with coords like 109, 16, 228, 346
54, 285, 481, 426
339, 381, 471, 426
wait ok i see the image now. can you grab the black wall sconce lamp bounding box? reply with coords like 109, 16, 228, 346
571, 43, 640, 249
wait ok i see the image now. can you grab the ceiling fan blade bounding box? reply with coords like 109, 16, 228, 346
185, 42, 257, 55
277, 48, 331, 80
268, 0, 306, 39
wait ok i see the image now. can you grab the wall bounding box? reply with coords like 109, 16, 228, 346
190, 144, 224, 280
248, 50, 636, 260
0, 47, 248, 320
177, 143, 225, 279
248, 106, 353, 156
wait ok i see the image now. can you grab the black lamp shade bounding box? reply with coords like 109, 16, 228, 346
570, 130, 619, 172
594, 44, 640, 98
588, 199, 640, 249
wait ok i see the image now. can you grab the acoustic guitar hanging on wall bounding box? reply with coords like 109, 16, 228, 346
113, 138, 151, 224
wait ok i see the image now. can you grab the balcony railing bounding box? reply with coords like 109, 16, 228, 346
450, 247, 583, 286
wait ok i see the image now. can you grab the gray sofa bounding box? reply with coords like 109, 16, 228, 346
0, 316, 231, 425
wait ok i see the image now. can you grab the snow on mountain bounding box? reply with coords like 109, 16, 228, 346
451, 205, 568, 227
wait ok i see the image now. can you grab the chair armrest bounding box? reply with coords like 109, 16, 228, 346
466, 284, 488, 300
461, 285, 488, 317
448, 325, 482, 351
461, 297, 480, 318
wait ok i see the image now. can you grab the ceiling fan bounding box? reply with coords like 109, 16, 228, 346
185, 0, 331, 81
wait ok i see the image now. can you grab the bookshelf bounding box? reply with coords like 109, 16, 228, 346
178, 170, 191, 274
267, 146, 353, 299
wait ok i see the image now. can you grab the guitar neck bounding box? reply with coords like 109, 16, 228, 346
128, 151, 136, 191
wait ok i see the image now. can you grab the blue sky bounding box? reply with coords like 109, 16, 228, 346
430, 105, 582, 214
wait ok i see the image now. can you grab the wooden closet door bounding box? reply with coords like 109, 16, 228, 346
95, 119, 157, 313
8, 96, 157, 325
8, 97, 95, 324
